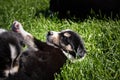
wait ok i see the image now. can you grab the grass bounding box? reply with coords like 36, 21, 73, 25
0, 0, 120, 80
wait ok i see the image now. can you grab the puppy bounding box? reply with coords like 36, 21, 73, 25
9, 21, 67, 80
47, 29, 86, 60
0, 29, 23, 79
10, 21, 86, 80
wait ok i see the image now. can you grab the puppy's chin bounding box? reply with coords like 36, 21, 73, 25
46, 41, 59, 48
46, 36, 58, 48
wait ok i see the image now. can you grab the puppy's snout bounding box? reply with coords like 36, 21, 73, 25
47, 31, 53, 36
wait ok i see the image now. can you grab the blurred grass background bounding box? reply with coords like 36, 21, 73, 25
0, 0, 120, 80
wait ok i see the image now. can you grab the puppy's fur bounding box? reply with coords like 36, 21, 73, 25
3, 21, 86, 80
0, 29, 23, 79
6, 21, 67, 80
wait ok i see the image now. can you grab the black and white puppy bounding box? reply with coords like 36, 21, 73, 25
0, 29, 23, 79
9, 21, 86, 80
10, 21, 67, 80
47, 29, 86, 60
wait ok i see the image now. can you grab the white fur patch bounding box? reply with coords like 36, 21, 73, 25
62, 50, 74, 60
4, 44, 19, 77
62, 49, 86, 63
65, 44, 73, 51
4, 70, 9, 77
71, 55, 86, 63
0, 29, 6, 34
64, 32, 71, 37
10, 65, 19, 74
4, 66, 19, 77
9, 44, 17, 60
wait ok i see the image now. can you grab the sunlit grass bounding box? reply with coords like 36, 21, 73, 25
0, 0, 120, 80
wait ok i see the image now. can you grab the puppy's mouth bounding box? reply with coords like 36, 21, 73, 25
46, 31, 60, 47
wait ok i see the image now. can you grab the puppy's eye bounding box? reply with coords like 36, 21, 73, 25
61, 36, 69, 45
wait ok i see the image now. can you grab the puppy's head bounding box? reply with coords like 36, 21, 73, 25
0, 31, 23, 78
47, 29, 86, 58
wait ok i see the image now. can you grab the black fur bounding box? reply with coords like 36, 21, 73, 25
59, 30, 86, 58
6, 38, 67, 80
0, 31, 23, 79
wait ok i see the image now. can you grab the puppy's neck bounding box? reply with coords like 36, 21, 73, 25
61, 49, 86, 63
61, 49, 75, 60
47, 42, 59, 48
47, 42, 76, 59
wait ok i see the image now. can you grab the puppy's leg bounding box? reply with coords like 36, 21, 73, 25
0, 29, 7, 34
12, 21, 38, 51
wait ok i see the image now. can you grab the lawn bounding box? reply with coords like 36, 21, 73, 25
0, 0, 120, 80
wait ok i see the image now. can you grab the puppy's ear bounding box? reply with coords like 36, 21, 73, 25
76, 45, 86, 58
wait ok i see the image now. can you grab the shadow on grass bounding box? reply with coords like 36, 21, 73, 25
35, 8, 120, 22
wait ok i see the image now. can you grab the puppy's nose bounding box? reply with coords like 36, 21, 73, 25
47, 31, 53, 36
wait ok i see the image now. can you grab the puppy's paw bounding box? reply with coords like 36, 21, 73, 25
0, 29, 7, 34
12, 21, 23, 33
